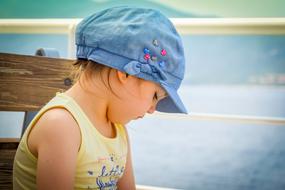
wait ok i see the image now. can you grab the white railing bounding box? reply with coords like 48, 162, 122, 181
172, 18, 285, 35
152, 112, 285, 126
136, 185, 179, 190
1, 18, 285, 190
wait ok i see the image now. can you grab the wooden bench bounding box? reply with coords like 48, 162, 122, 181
0, 52, 74, 189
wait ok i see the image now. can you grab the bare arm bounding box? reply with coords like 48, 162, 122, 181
117, 126, 136, 190
28, 108, 81, 190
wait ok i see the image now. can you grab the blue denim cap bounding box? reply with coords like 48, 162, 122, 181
76, 6, 188, 114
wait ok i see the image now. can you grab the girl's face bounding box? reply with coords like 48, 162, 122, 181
108, 71, 167, 124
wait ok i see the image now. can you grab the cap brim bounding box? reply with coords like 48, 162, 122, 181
156, 83, 188, 114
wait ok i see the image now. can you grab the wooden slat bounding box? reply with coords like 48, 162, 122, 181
0, 140, 19, 190
0, 53, 76, 111
0, 138, 20, 144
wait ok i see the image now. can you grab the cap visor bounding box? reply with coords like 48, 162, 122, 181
156, 83, 188, 114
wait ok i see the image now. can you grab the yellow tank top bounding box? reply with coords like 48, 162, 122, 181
13, 92, 128, 190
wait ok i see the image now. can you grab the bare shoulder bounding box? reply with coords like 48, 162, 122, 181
28, 108, 81, 158
35, 108, 79, 130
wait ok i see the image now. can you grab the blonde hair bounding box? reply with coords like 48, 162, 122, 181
72, 59, 105, 81
71, 59, 119, 97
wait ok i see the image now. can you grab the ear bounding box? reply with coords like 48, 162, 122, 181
116, 70, 130, 84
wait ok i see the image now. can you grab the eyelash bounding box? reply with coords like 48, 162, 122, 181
153, 92, 158, 100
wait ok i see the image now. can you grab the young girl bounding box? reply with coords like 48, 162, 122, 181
13, 6, 187, 190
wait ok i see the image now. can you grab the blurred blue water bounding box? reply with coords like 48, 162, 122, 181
179, 85, 285, 118
128, 85, 285, 190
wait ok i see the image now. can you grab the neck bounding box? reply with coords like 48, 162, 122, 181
65, 74, 112, 127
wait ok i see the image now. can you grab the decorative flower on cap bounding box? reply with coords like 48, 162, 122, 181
161, 49, 167, 56
144, 54, 150, 60
158, 61, 165, 68
153, 39, 159, 46
151, 55, 157, 61
143, 48, 150, 54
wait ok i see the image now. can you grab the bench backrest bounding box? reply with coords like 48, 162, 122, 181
0, 53, 74, 111
0, 52, 75, 189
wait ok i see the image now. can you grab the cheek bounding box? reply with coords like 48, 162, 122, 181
127, 96, 150, 113
127, 83, 153, 110
107, 98, 143, 124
